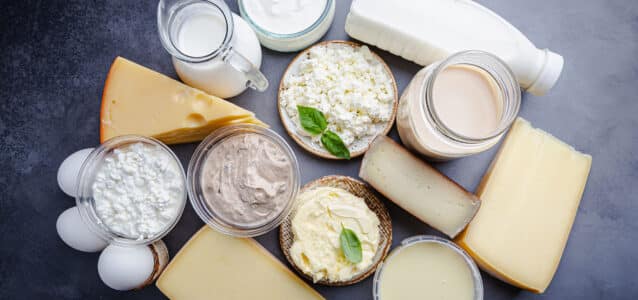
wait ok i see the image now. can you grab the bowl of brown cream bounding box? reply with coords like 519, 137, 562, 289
187, 124, 300, 237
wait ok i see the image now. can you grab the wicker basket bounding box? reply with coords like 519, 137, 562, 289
279, 175, 393, 286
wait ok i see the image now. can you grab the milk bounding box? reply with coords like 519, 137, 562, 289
171, 7, 262, 98
345, 0, 564, 95
432, 65, 503, 139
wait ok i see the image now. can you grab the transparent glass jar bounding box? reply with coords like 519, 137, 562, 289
157, 0, 268, 98
397, 51, 521, 160
187, 124, 300, 237
238, 0, 335, 52
373, 235, 483, 300
76, 135, 187, 246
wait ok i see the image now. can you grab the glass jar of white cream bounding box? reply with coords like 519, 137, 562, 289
397, 51, 521, 160
238, 0, 335, 52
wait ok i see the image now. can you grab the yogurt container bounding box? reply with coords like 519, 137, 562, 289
238, 0, 335, 52
187, 124, 300, 237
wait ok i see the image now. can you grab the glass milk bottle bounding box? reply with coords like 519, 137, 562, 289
396, 51, 521, 161
158, 0, 268, 98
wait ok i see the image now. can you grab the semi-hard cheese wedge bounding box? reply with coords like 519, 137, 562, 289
156, 226, 324, 300
455, 118, 592, 293
359, 135, 480, 238
100, 57, 266, 144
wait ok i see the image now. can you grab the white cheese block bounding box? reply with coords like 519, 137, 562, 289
455, 118, 592, 293
156, 226, 324, 300
359, 135, 480, 238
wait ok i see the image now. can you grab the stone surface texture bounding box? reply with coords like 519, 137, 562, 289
1, 0, 637, 299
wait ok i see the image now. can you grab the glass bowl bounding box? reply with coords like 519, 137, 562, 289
373, 235, 484, 300
75, 135, 187, 246
187, 124, 300, 237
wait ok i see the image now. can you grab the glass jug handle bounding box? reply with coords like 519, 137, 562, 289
222, 47, 269, 92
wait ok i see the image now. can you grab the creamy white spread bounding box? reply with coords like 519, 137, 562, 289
201, 133, 293, 227
290, 187, 380, 282
242, 0, 327, 34
281, 44, 394, 153
92, 143, 184, 240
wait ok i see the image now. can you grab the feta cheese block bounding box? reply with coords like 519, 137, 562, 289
100, 57, 266, 145
359, 136, 480, 238
156, 226, 324, 300
455, 118, 592, 293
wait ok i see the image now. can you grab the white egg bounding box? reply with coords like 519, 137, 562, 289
56, 206, 108, 252
98, 244, 156, 291
57, 148, 94, 197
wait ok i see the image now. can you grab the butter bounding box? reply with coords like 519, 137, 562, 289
290, 187, 380, 282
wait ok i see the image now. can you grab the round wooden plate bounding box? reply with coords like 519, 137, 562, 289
279, 175, 393, 286
277, 40, 399, 159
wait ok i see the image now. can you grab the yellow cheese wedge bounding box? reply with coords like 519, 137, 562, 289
455, 118, 592, 293
100, 57, 265, 144
156, 226, 325, 300
359, 135, 480, 238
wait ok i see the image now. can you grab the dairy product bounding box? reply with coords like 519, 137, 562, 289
396, 51, 520, 160
201, 133, 293, 227
239, 0, 335, 52
100, 57, 265, 145
345, 0, 564, 95
432, 65, 502, 138
281, 43, 394, 153
158, 0, 267, 98
92, 142, 185, 240
375, 237, 480, 300
455, 118, 592, 293
156, 226, 325, 300
289, 187, 380, 283
359, 136, 480, 238
242, 0, 327, 34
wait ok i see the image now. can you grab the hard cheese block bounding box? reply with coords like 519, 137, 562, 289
156, 226, 324, 300
455, 118, 592, 293
100, 57, 265, 144
359, 135, 480, 238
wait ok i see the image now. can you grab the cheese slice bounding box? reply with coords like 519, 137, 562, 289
359, 135, 480, 238
455, 118, 592, 293
100, 57, 266, 144
156, 226, 324, 300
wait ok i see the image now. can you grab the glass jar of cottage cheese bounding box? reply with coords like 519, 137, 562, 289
238, 0, 335, 52
397, 51, 521, 160
76, 135, 187, 246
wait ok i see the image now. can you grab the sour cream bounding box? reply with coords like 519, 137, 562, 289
239, 0, 335, 52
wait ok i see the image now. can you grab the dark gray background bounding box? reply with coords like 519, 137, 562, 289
1, 0, 637, 299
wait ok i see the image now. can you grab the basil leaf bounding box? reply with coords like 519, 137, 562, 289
321, 130, 351, 159
297, 105, 327, 135
340, 226, 362, 264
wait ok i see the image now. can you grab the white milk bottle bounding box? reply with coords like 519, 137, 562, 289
345, 0, 563, 95
158, 0, 268, 98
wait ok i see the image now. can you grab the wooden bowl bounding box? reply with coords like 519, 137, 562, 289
279, 175, 393, 286
278, 40, 399, 159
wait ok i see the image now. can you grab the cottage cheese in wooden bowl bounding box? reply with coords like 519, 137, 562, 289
278, 41, 398, 159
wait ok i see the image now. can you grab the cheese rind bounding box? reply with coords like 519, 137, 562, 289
100, 57, 265, 144
359, 135, 480, 238
455, 118, 592, 293
156, 226, 324, 300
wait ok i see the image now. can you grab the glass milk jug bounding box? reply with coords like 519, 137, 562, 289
158, 0, 268, 98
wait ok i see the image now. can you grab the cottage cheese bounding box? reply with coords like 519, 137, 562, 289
92, 142, 185, 240
281, 44, 394, 152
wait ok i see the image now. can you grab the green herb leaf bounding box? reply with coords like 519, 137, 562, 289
340, 226, 362, 264
297, 105, 327, 135
321, 130, 351, 159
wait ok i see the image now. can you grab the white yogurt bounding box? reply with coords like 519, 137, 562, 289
91, 142, 185, 240
242, 0, 327, 34
167, 2, 263, 98
239, 0, 335, 52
